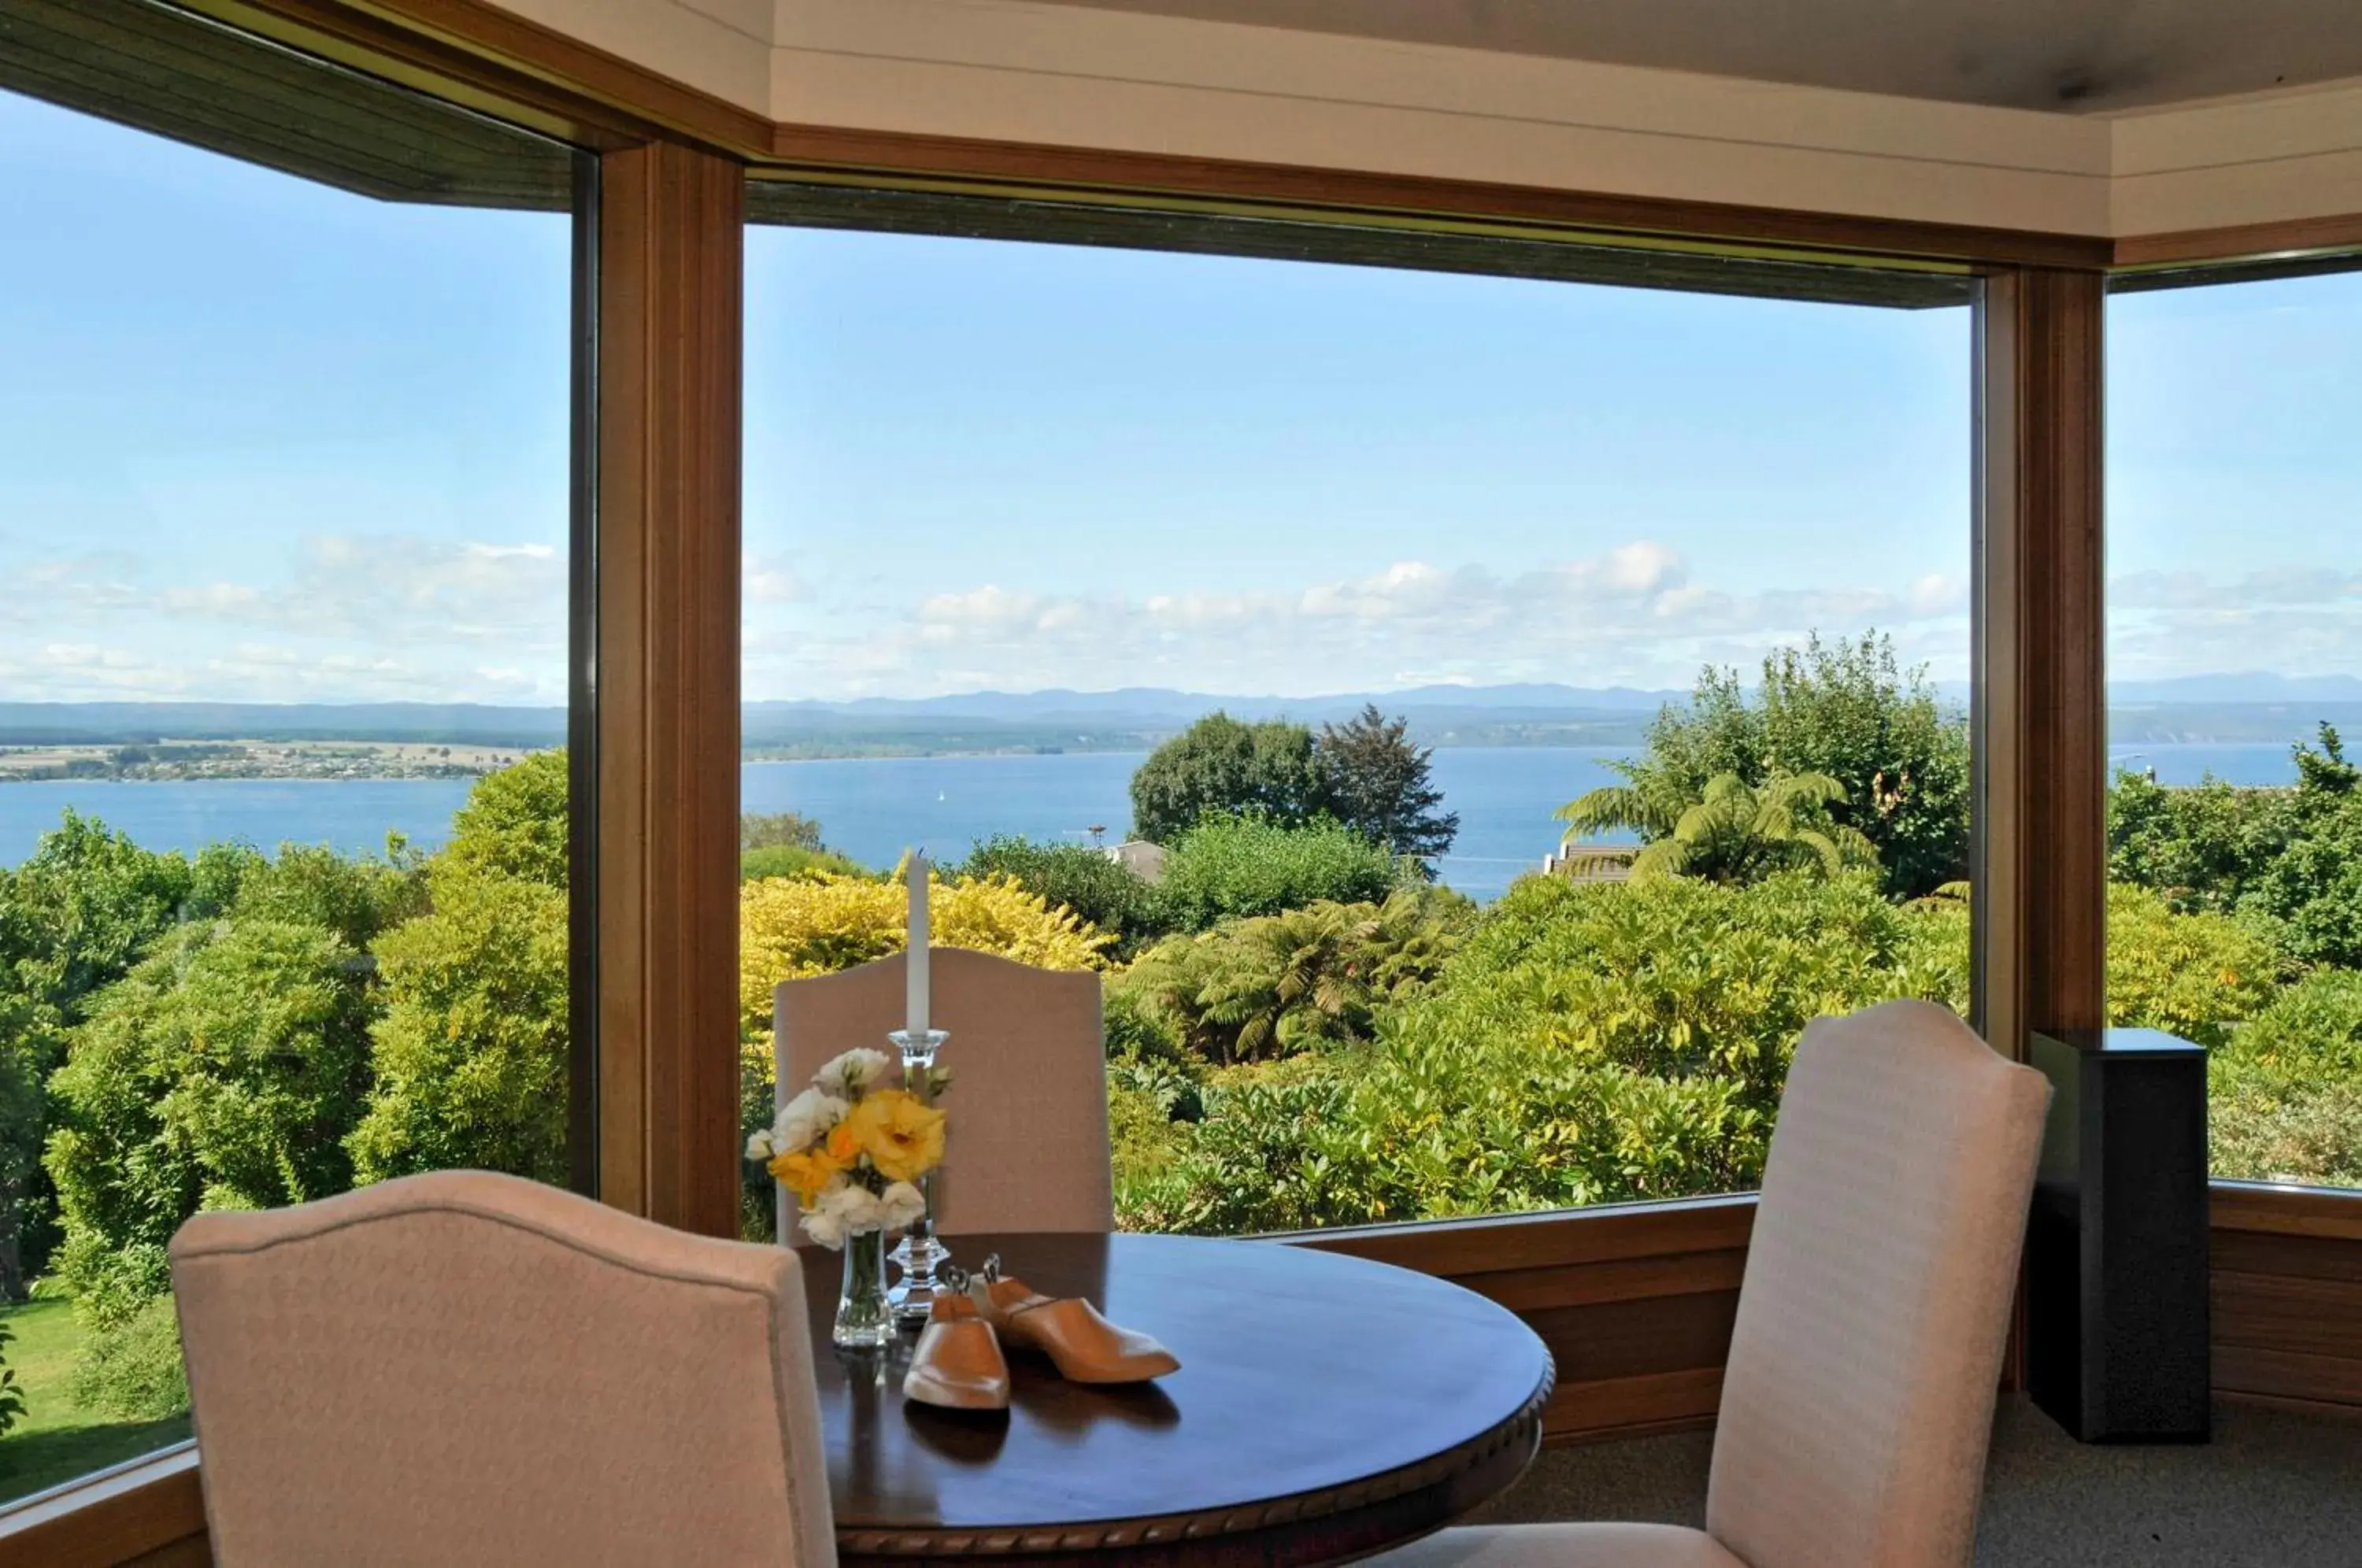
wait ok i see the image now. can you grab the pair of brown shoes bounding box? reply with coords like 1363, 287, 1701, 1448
902, 1272, 1180, 1412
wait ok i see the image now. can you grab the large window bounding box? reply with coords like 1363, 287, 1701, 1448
0, 5, 585, 1502
2108, 268, 2362, 1192
740, 188, 1975, 1239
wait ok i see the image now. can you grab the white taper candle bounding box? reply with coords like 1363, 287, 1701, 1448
905, 850, 931, 1035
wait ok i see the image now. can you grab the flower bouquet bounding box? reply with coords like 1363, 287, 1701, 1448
750, 1046, 947, 1347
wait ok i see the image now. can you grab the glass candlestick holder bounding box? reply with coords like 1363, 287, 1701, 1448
886, 1027, 950, 1326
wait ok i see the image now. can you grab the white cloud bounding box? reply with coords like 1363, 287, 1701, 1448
2107, 567, 2362, 681
745, 540, 1981, 700
746, 554, 805, 605
0, 532, 567, 703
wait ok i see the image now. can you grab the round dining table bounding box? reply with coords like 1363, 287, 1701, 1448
798, 1231, 1554, 1567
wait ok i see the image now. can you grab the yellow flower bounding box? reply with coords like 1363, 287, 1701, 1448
768, 1147, 846, 1205
843, 1089, 946, 1183
824, 1121, 862, 1164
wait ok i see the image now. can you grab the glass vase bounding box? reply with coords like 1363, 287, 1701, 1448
834, 1227, 897, 1349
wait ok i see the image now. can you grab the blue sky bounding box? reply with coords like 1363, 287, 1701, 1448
2, 85, 2355, 706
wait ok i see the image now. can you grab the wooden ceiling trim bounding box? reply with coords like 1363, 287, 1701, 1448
2113, 211, 2362, 269
176, 0, 772, 154
124, 0, 2362, 277
762, 121, 2116, 271
171, 0, 2105, 268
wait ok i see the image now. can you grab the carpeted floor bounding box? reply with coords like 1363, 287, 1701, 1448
1470, 1396, 2362, 1566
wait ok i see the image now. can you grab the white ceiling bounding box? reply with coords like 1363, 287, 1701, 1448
1028, 0, 2362, 113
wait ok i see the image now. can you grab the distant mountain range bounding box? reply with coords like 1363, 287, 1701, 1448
5, 675, 2362, 754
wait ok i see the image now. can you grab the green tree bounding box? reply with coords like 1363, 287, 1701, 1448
1557, 771, 1876, 886
1155, 815, 1403, 930
2108, 767, 2292, 915
346, 865, 570, 1185
1128, 714, 1326, 845
741, 812, 826, 852
45, 917, 378, 1326
347, 754, 572, 1185
1315, 704, 1459, 859
0, 819, 246, 1295
1617, 633, 1970, 899
443, 748, 569, 883
2238, 726, 2362, 969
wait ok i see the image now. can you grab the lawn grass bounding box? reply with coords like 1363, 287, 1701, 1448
0, 1296, 190, 1506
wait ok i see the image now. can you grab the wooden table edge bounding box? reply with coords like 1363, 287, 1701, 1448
837, 1352, 1556, 1565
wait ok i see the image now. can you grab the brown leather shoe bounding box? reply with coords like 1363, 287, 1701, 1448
979, 1276, 1180, 1385
902, 1293, 1011, 1411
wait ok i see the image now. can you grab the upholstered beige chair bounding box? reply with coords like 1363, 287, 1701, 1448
171, 1169, 837, 1568
774, 947, 1111, 1237
1383, 999, 2052, 1568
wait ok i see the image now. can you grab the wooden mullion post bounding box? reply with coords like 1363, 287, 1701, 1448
1975, 268, 2108, 1063
595, 139, 745, 1236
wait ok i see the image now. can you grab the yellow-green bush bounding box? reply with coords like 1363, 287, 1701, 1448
735, 869, 1111, 1236
1117, 872, 1957, 1233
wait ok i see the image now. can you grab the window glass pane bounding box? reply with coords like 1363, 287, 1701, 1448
0, 40, 577, 1499
2108, 270, 2362, 1193
741, 203, 1973, 1242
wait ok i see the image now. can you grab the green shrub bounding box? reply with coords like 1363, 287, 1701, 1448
1156, 815, 1402, 930
2104, 882, 2283, 1046
1124, 872, 1956, 1235
2108, 770, 2292, 915
2208, 968, 2362, 1186
955, 835, 1172, 953
1102, 983, 1187, 1065
740, 843, 872, 882
71, 1292, 186, 1422
2210, 1078, 2362, 1189
1120, 891, 1467, 1064
0, 1316, 24, 1435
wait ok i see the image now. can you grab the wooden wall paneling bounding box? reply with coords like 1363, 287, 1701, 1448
0, 1445, 207, 1567
594, 138, 745, 1237
1294, 1197, 1757, 1443
2210, 1184, 2362, 1414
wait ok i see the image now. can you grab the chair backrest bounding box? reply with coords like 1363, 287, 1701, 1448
774, 948, 1112, 1238
1705, 999, 2051, 1568
171, 1170, 837, 1568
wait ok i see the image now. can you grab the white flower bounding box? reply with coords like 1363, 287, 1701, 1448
798, 1176, 864, 1248
878, 1181, 927, 1230
815, 1048, 891, 1097
745, 1129, 776, 1161
800, 1203, 846, 1249
805, 1181, 890, 1247
770, 1086, 849, 1154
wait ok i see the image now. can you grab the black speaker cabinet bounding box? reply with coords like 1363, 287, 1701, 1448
2026, 1029, 2211, 1442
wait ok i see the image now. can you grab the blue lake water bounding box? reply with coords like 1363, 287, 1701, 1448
0, 741, 2312, 904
